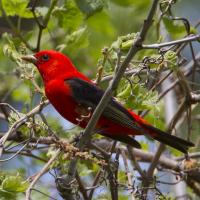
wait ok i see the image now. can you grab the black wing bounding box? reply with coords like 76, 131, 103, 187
65, 78, 140, 131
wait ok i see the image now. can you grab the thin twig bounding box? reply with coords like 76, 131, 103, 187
0, 139, 29, 162
75, 172, 89, 200
0, 103, 20, 117
4, 150, 48, 162
32, 0, 58, 51
142, 34, 200, 49
0, 100, 49, 158
31, 188, 57, 200
25, 148, 61, 200
121, 149, 135, 200
127, 146, 146, 177
88, 170, 102, 200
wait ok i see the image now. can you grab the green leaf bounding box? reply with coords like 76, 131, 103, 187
59, 27, 89, 55
35, 6, 49, 16
2, 0, 33, 18
117, 78, 159, 111
75, 0, 106, 17
144, 113, 166, 130
11, 83, 30, 102
146, 54, 162, 69
3, 34, 21, 63
169, 147, 182, 157
164, 50, 178, 71
117, 171, 127, 184
118, 194, 129, 200
53, 0, 83, 32
111, 33, 139, 51
140, 141, 149, 151
8, 110, 24, 127
117, 83, 132, 99
77, 160, 99, 177
79, 169, 94, 176
2, 175, 29, 192
110, 0, 150, 7
162, 17, 186, 39
0, 189, 16, 200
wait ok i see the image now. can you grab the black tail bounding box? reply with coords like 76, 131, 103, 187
105, 134, 141, 149
142, 123, 194, 153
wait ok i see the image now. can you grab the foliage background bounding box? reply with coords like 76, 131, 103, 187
0, 0, 200, 200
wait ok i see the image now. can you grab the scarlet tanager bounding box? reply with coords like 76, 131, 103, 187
22, 50, 194, 153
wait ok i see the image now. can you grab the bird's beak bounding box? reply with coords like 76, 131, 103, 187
21, 55, 37, 64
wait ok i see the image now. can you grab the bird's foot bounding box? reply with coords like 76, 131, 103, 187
71, 131, 84, 145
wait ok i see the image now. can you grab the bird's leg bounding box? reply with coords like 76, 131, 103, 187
75, 105, 92, 124
71, 131, 85, 145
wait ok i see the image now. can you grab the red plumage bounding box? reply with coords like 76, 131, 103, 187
22, 50, 194, 153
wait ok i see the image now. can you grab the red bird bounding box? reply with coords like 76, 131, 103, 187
22, 50, 193, 153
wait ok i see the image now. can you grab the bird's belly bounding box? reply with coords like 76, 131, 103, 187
45, 80, 81, 126
50, 96, 80, 125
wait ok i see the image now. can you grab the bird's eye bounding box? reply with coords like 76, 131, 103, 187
41, 54, 50, 61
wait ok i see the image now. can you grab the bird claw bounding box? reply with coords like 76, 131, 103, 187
71, 131, 84, 145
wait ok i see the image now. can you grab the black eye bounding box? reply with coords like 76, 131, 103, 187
41, 54, 50, 61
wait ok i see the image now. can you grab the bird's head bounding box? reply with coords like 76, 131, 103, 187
21, 50, 77, 82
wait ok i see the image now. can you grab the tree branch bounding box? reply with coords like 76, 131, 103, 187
142, 34, 200, 49
25, 148, 61, 200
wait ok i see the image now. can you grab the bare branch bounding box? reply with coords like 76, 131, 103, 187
25, 148, 61, 200
142, 34, 200, 49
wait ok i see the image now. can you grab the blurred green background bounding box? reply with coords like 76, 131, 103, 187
0, 0, 200, 199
